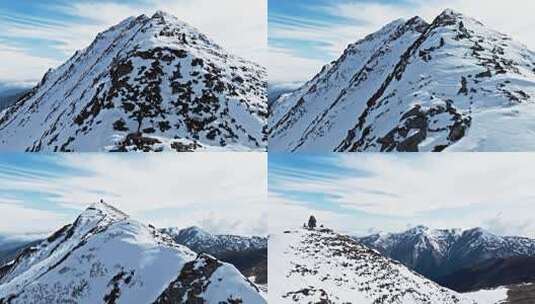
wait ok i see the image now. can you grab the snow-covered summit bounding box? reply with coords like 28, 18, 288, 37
0, 11, 267, 152
0, 201, 266, 303
269, 9, 535, 152
269, 227, 475, 303
85, 200, 129, 221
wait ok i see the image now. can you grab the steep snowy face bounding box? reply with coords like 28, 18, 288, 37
269, 16, 429, 151
269, 9, 535, 152
359, 226, 535, 280
0, 201, 266, 304
160, 226, 267, 255
0, 11, 267, 152
269, 228, 475, 304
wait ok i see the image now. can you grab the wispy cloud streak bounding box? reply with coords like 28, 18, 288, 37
269, 0, 535, 83
0, 0, 266, 84
0, 154, 267, 236
269, 153, 535, 237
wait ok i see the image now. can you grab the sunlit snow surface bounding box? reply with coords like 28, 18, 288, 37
269, 9, 535, 152
446, 103, 535, 151
0, 11, 267, 152
269, 228, 476, 304
464, 287, 508, 304
0, 202, 266, 304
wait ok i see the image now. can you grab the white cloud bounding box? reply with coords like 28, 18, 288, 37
0, 0, 266, 84
271, 0, 535, 83
268, 193, 344, 233
57, 0, 268, 64
327, 0, 535, 49
149, 0, 268, 65
0, 153, 268, 236
270, 153, 535, 238
335, 154, 535, 216
0, 43, 60, 85
0, 203, 70, 234
268, 46, 326, 83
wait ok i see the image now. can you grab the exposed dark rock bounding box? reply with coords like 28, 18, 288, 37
154, 254, 229, 304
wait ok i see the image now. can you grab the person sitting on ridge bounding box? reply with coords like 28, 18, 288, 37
307, 215, 317, 230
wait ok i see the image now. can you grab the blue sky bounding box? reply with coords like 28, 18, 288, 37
0, 0, 266, 87
269, 153, 535, 238
0, 153, 267, 236
269, 0, 394, 61
269, 0, 535, 83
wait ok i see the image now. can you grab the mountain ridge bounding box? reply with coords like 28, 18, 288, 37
269, 226, 475, 303
160, 225, 267, 254
0, 201, 266, 304
269, 9, 535, 152
0, 11, 267, 152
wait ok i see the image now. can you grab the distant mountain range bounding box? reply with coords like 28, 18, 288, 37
0, 88, 30, 112
267, 82, 301, 106
358, 225, 535, 291
160, 226, 267, 285
269, 9, 535, 152
0, 236, 41, 265
0, 201, 266, 303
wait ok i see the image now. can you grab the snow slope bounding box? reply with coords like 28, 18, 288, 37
160, 226, 268, 286
464, 287, 507, 304
269, 9, 535, 152
0, 11, 267, 152
269, 227, 476, 303
0, 201, 265, 304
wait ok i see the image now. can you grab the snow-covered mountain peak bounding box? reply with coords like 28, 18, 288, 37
0, 11, 267, 152
147, 10, 194, 30
430, 8, 479, 29
0, 203, 266, 303
406, 15, 430, 30
175, 225, 213, 240
151, 10, 175, 20
84, 200, 129, 221
437, 8, 464, 19
183, 225, 208, 234
270, 9, 535, 152
270, 227, 475, 303
358, 18, 408, 41
408, 224, 430, 233
406, 225, 463, 239
461, 227, 501, 243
